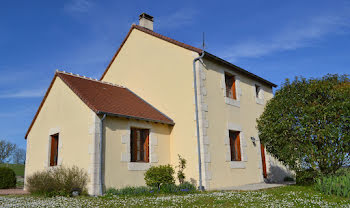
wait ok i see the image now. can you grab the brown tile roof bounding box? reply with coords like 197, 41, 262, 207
25, 71, 174, 139
100, 24, 277, 87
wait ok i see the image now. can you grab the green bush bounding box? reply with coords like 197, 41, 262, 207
336, 167, 350, 176
296, 169, 319, 185
0, 167, 16, 189
106, 182, 197, 196
144, 165, 175, 189
283, 176, 295, 182
159, 182, 196, 193
315, 172, 350, 198
26, 166, 88, 197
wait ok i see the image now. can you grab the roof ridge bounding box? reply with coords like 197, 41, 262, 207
132, 24, 203, 53
56, 70, 126, 88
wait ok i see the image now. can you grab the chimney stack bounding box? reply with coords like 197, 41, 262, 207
139, 13, 154, 31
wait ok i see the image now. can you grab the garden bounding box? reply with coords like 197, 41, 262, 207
0, 185, 349, 207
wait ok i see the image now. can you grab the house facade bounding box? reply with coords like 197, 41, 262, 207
25, 13, 291, 195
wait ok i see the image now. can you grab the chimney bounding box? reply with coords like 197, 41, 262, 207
139, 13, 154, 31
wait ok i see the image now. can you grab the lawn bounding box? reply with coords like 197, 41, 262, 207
0, 164, 25, 177
0, 185, 349, 207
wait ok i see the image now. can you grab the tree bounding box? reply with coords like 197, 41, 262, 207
0, 140, 17, 163
13, 148, 26, 164
257, 74, 350, 176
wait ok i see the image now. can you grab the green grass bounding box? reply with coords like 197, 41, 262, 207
0, 164, 25, 177
1, 185, 349, 207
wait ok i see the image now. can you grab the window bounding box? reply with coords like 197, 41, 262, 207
229, 130, 241, 161
225, 73, 236, 99
255, 84, 261, 98
130, 128, 149, 162
50, 134, 59, 166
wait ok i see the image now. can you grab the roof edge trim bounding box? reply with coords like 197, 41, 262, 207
97, 111, 175, 125
204, 52, 277, 87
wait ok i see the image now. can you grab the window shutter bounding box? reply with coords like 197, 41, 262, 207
235, 133, 241, 161
50, 136, 55, 166
229, 131, 234, 161
231, 78, 236, 100
144, 130, 149, 162
131, 129, 138, 162
50, 135, 59, 166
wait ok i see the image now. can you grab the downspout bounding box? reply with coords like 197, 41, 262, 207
193, 51, 205, 191
99, 114, 106, 195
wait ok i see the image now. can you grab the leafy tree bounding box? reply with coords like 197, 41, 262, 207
257, 74, 350, 176
0, 140, 17, 163
13, 148, 26, 164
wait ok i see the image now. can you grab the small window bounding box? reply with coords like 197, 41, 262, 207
255, 84, 261, 98
130, 128, 149, 162
50, 134, 59, 166
225, 73, 236, 99
229, 130, 241, 161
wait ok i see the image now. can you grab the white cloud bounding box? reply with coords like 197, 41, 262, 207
221, 14, 350, 61
158, 8, 198, 29
0, 89, 45, 99
64, 0, 93, 13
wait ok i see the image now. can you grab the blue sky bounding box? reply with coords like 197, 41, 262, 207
1, 0, 349, 149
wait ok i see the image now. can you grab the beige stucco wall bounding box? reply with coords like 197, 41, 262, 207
202, 58, 275, 189
102, 29, 202, 185
25, 77, 94, 189
103, 117, 172, 189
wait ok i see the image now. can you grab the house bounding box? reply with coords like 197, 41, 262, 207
24, 13, 291, 195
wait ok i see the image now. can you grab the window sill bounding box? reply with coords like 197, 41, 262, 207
225, 97, 240, 107
128, 162, 150, 171
230, 161, 246, 169
46, 164, 61, 170
256, 98, 264, 105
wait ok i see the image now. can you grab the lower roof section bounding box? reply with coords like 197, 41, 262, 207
25, 71, 174, 139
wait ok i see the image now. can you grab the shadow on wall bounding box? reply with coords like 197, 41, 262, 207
267, 164, 294, 183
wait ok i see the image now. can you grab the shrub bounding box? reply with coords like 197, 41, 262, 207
315, 172, 350, 198
336, 167, 350, 176
26, 166, 88, 197
177, 181, 197, 192
106, 186, 152, 196
106, 182, 197, 196
296, 169, 319, 185
144, 165, 175, 189
283, 176, 294, 182
0, 167, 16, 189
176, 155, 187, 184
